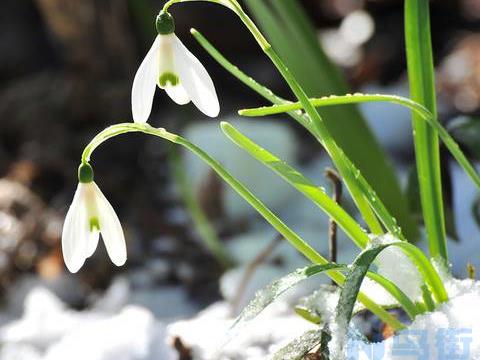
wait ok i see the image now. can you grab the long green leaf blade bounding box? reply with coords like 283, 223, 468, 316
405, 0, 447, 260
82, 122, 405, 330
238, 94, 480, 203
220, 121, 371, 249
333, 244, 390, 355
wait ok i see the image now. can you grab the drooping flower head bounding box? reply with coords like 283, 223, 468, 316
132, 11, 220, 123
62, 163, 127, 273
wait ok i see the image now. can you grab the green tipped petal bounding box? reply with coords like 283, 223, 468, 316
89, 217, 100, 232
158, 72, 179, 88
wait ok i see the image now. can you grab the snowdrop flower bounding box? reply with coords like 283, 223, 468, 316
62, 163, 127, 273
132, 11, 220, 123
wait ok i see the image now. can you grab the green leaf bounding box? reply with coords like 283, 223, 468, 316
332, 240, 449, 354
244, 0, 417, 241
238, 94, 480, 217
294, 306, 322, 325
334, 244, 391, 348
231, 263, 344, 331
220, 121, 371, 250
405, 0, 447, 261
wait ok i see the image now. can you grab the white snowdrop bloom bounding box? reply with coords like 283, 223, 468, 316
62, 163, 126, 273
132, 11, 220, 123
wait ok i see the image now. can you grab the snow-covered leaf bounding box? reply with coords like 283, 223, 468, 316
231, 264, 344, 331
332, 244, 390, 354
271, 328, 324, 360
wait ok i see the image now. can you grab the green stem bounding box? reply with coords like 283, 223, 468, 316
405, 0, 447, 261
82, 122, 405, 330
263, 46, 385, 235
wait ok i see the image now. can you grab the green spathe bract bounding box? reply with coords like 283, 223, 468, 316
78, 162, 94, 183
156, 11, 175, 35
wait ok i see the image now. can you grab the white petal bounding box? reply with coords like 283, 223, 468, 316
93, 183, 127, 266
165, 84, 190, 105
62, 184, 89, 273
132, 36, 160, 123
172, 35, 220, 117
85, 230, 100, 258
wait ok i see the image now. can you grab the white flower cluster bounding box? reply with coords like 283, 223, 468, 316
62, 10, 219, 272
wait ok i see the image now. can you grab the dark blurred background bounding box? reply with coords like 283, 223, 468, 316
0, 0, 479, 315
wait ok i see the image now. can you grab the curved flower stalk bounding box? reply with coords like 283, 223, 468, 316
62, 163, 127, 273
131, 11, 219, 123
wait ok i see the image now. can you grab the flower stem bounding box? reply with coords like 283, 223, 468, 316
82, 122, 405, 330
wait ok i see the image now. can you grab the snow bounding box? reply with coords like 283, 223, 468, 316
0, 287, 177, 360
168, 301, 316, 360
337, 276, 480, 360
370, 234, 424, 301
0, 283, 319, 360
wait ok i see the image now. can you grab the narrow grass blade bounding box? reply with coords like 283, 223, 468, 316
365, 271, 418, 320
405, 0, 447, 261
220, 122, 426, 319
221, 121, 407, 244
238, 94, 480, 199
333, 241, 448, 354
244, 0, 417, 241
421, 284, 435, 312
220, 121, 371, 249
